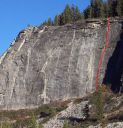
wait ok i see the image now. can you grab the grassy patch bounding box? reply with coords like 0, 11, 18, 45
0, 100, 70, 127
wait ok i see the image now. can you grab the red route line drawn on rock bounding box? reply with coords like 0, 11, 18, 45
96, 17, 110, 91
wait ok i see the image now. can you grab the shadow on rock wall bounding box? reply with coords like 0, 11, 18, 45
103, 23, 123, 93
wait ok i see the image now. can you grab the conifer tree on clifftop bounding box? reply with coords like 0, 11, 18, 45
90, 0, 103, 18
117, 0, 123, 16
107, 0, 118, 17
63, 4, 72, 24
41, 0, 123, 27
84, 6, 91, 19
71, 5, 82, 22
54, 15, 59, 26
100, 1, 108, 18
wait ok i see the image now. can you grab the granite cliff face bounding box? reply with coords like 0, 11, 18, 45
0, 18, 123, 110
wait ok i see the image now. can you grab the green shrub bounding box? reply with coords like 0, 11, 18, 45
29, 113, 43, 128
13, 118, 35, 128
74, 123, 81, 128
63, 120, 70, 128
1, 122, 12, 128
29, 113, 38, 128
95, 87, 104, 122
92, 86, 107, 127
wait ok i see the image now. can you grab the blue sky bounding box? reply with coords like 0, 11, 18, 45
0, 0, 90, 55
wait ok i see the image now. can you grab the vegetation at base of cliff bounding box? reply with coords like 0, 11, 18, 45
87, 85, 123, 127
63, 120, 70, 128
0, 101, 69, 120
89, 85, 113, 127
0, 114, 44, 128
63, 120, 85, 128
29, 114, 43, 128
62, 88, 122, 128
0, 91, 122, 128
0, 122, 12, 128
41, 0, 123, 26
0, 100, 70, 128
0, 93, 123, 127
93, 87, 105, 123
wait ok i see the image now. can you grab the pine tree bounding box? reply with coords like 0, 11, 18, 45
103, 1, 108, 18
54, 15, 59, 26
90, 0, 103, 18
89, 6, 93, 18
75, 6, 82, 21
107, 0, 112, 16
71, 5, 82, 22
100, 1, 108, 18
71, 5, 76, 22
81, 13, 84, 19
41, 18, 52, 26
63, 4, 72, 24
107, 0, 118, 17
112, 0, 118, 16
41, 1, 122, 27
117, 0, 123, 16
42, 21, 47, 26
84, 6, 91, 19
93, 86, 104, 124
90, 0, 95, 18
47, 18, 52, 26
59, 13, 65, 25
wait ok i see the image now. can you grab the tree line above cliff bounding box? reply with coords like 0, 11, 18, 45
41, 0, 123, 26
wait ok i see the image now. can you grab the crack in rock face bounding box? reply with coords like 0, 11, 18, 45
0, 20, 122, 110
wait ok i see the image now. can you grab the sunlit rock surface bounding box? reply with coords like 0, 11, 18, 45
0, 18, 122, 110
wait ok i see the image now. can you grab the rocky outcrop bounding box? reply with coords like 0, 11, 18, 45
0, 18, 123, 110
42, 101, 88, 128
88, 122, 123, 128
42, 93, 123, 128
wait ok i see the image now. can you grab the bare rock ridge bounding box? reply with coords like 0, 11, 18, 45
0, 18, 123, 110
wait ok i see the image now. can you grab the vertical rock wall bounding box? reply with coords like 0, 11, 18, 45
0, 19, 122, 110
